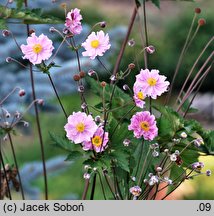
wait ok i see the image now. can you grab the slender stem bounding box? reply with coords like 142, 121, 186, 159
7, 133, 25, 200
165, 13, 197, 105
81, 179, 90, 200
97, 171, 107, 200
48, 74, 68, 119
97, 57, 111, 75
0, 150, 12, 200
90, 174, 97, 200
24, 0, 48, 199
103, 171, 117, 199
142, 0, 149, 68
112, 5, 139, 83
176, 36, 214, 104
134, 141, 144, 178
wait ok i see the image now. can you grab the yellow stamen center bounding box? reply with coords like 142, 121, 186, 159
91, 40, 100, 48
76, 122, 85, 133
140, 121, 150, 132
32, 44, 43, 54
147, 78, 157, 86
92, 135, 102, 147
137, 91, 144, 100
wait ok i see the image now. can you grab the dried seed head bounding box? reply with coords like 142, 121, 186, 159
100, 21, 106, 28
195, 8, 201, 14
73, 74, 80, 81
128, 63, 135, 70
198, 18, 206, 26
2, 29, 11, 37
79, 71, 86, 78
19, 89, 25, 97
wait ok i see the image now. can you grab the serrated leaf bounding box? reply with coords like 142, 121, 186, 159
65, 151, 83, 161
49, 132, 74, 153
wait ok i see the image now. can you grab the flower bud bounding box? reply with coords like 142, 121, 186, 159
29, 29, 35, 35
195, 8, 201, 14
100, 21, 106, 28
37, 99, 44, 106
19, 89, 25, 97
78, 85, 84, 93
88, 69, 96, 76
2, 29, 11, 37
128, 39, 135, 47
81, 102, 87, 110
198, 18, 206, 26
100, 81, 106, 87
156, 167, 162, 172
206, 170, 211, 176
123, 84, 129, 91
49, 27, 56, 33
73, 74, 80, 81
128, 63, 135, 70
129, 186, 142, 197
83, 173, 91, 179
123, 139, 131, 146
6, 57, 12, 63
146, 45, 155, 54
180, 132, 187, 139
95, 115, 101, 123
110, 75, 116, 82
79, 71, 86, 78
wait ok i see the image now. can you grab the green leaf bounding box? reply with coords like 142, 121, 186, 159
15, 0, 24, 10
49, 132, 74, 153
151, 0, 160, 8
0, 19, 7, 30
203, 131, 214, 155
0, 6, 63, 24
65, 151, 83, 161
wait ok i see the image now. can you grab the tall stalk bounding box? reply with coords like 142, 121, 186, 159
24, 0, 48, 200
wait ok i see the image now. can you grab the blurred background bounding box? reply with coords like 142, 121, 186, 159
0, 0, 213, 199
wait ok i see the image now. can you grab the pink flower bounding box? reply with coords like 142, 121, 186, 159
64, 112, 98, 144
20, 33, 54, 65
128, 111, 158, 141
65, 8, 82, 35
82, 127, 108, 153
136, 69, 170, 99
82, 30, 111, 60
133, 83, 146, 108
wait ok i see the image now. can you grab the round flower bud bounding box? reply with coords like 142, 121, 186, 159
49, 27, 56, 33
100, 21, 106, 28
23, 121, 29, 127
123, 139, 131, 146
206, 170, 211, 176
81, 102, 87, 110
156, 167, 162, 172
146, 45, 155, 54
73, 74, 80, 81
123, 84, 129, 91
79, 71, 86, 78
83, 173, 91, 179
198, 18, 206, 26
37, 99, 44, 106
195, 8, 201, 14
78, 85, 84, 93
180, 132, 187, 139
29, 29, 35, 35
128, 39, 135, 47
19, 89, 25, 97
101, 81, 106, 87
95, 115, 101, 123
128, 63, 135, 70
6, 57, 12, 63
88, 69, 96, 76
129, 186, 142, 197
2, 29, 11, 37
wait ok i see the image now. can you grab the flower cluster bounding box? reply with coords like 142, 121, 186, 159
64, 112, 108, 152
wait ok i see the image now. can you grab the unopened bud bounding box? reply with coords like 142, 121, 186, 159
78, 85, 84, 93
206, 170, 211, 176
83, 173, 90, 179
128, 39, 135, 47
29, 29, 35, 35
110, 75, 116, 82
63, 27, 69, 35
146, 45, 155, 54
79, 71, 86, 78
81, 102, 87, 110
100, 81, 106, 87
73, 74, 80, 81
128, 63, 135, 70
19, 89, 25, 97
198, 18, 206, 26
2, 29, 11, 37
37, 99, 44, 106
88, 69, 96, 76
6, 57, 12, 63
100, 21, 106, 28
123, 84, 129, 91
195, 8, 201, 14
49, 27, 56, 33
